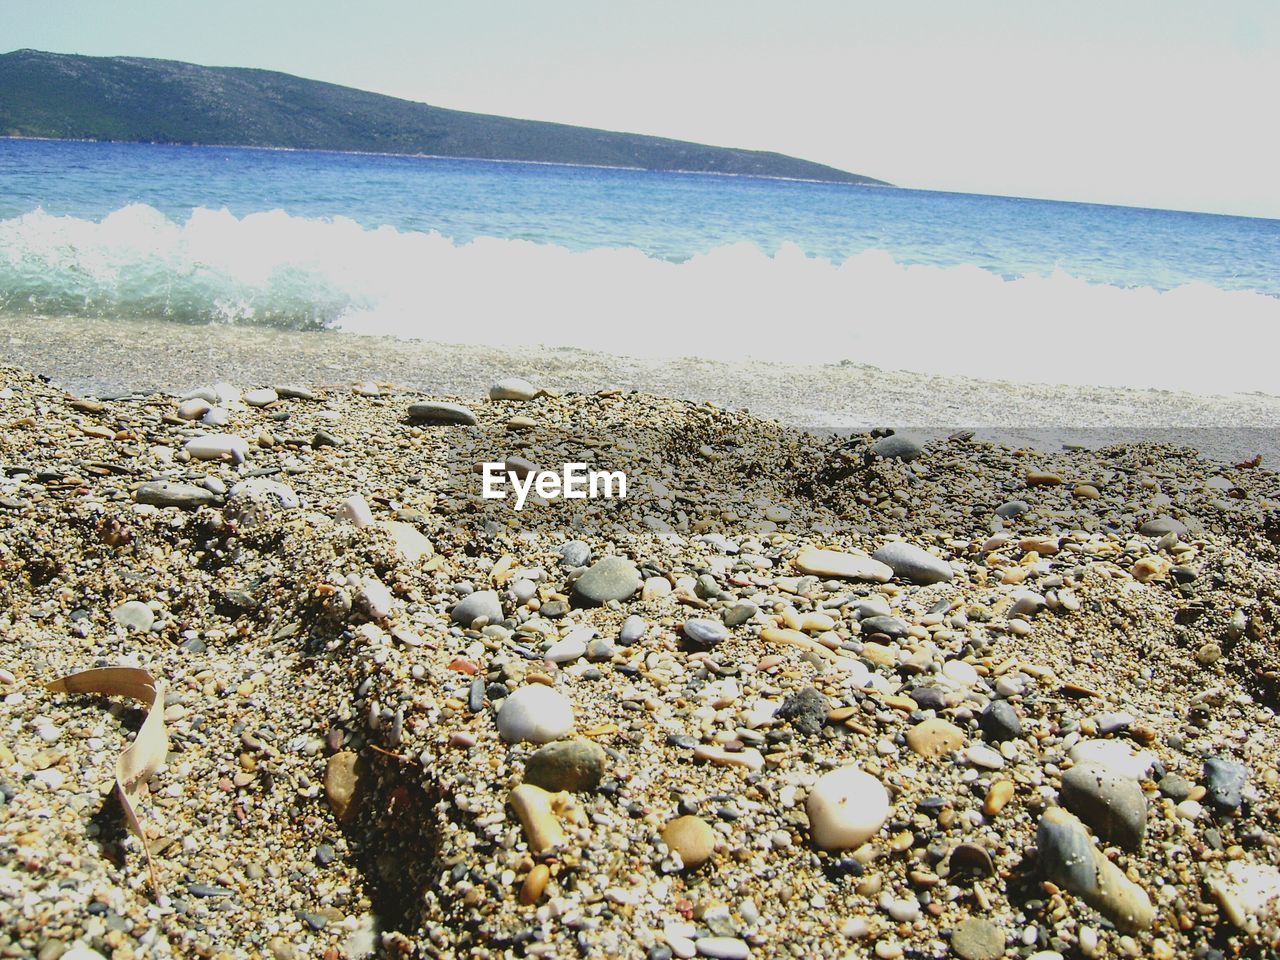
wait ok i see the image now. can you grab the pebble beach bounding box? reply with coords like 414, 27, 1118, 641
3, 343, 1280, 960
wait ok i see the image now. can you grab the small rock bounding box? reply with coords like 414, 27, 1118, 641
662, 815, 717, 869
407, 401, 477, 425
905, 717, 965, 757
795, 546, 892, 583
1060, 761, 1148, 849
573, 556, 641, 604
1139, 516, 1187, 537
980, 701, 1023, 742
337, 494, 374, 528
497, 685, 574, 743
559, 540, 592, 567
872, 541, 953, 584
776, 687, 828, 736
184, 434, 249, 462
995, 500, 1030, 518
1203, 757, 1248, 813
1036, 807, 1154, 932
806, 766, 890, 850
111, 600, 154, 632
325, 751, 366, 822
357, 578, 394, 619
1068, 740, 1155, 781
695, 938, 749, 959
683, 618, 729, 647
523, 739, 607, 792
452, 590, 503, 626
870, 434, 924, 461
244, 388, 278, 407
619, 614, 648, 645
134, 480, 219, 509
490, 377, 538, 400
951, 917, 1005, 960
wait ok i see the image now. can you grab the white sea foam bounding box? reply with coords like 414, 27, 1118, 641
1, 203, 1276, 394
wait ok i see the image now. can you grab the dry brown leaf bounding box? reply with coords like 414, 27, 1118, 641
47, 666, 168, 891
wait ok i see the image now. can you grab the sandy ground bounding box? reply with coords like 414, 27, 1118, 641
2, 313, 1276, 464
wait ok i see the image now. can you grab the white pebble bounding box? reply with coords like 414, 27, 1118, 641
496, 685, 574, 743
806, 766, 890, 850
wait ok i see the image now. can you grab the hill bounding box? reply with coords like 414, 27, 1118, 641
0, 49, 887, 184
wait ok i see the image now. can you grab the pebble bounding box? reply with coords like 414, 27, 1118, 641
490, 377, 539, 400
177, 397, 211, 419
452, 590, 504, 626
682, 617, 729, 647
523, 739, 607, 792
872, 540, 954, 584
110, 600, 154, 632
1139, 516, 1187, 537
244, 388, 278, 407
1203, 757, 1247, 812
325, 751, 366, 822
662, 815, 718, 869
775, 687, 828, 735
619, 614, 648, 644
357, 577, 394, 619
995, 500, 1030, 518
906, 717, 965, 757
497, 685, 574, 743
1060, 761, 1148, 849
228, 476, 299, 509
980, 700, 1023, 742
870, 434, 924, 461
134, 480, 219, 508
1035, 807, 1154, 932
983, 780, 1015, 816
806, 766, 890, 850
559, 539, 592, 567
951, 917, 1006, 960
573, 556, 641, 604
795, 546, 892, 582
1067, 740, 1155, 781
695, 937, 749, 959
407, 401, 477, 425
184, 433, 249, 462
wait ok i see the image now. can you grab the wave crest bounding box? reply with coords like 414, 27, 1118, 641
1, 203, 1276, 393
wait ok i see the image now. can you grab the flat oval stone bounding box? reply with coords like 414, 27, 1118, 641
806, 765, 890, 850
134, 480, 219, 509
497, 685, 574, 743
1139, 516, 1187, 537
682, 618, 729, 647
573, 556, 640, 604
407, 401, 477, 425
795, 546, 892, 583
184, 434, 249, 462
905, 717, 965, 757
244, 388, 278, 407
870, 434, 924, 461
871, 541, 953, 584
523, 738, 607, 792
111, 600, 154, 632
489, 377, 538, 401
662, 815, 717, 869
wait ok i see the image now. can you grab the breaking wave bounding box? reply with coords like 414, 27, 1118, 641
2, 203, 1277, 394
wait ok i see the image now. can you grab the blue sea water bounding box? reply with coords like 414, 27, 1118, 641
1, 138, 1278, 391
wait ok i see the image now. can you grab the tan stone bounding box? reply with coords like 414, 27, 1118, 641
795, 546, 892, 582
662, 815, 717, 869
324, 751, 367, 823
905, 717, 965, 758
984, 779, 1015, 816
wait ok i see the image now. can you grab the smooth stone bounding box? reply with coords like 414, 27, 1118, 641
1068, 740, 1155, 781
995, 500, 1030, 519
980, 701, 1023, 742
134, 480, 219, 509
951, 917, 1005, 960
1203, 757, 1248, 812
1060, 762, 1148, 849
523, 739, 607, 792
111, 600, 154, 632
775, 687, 828, 736
276, 385, 316, 400
806, 766, 890, 850
545, 628, 590, 664
870, 434, 924, 461
941, 659, 978, 687
872, 541, 953, 584
184, 434, 249, 462
795, 546, 892, 583
573, 556, 641, 604
695, 938, 748, 960
325, 751, 367, 823
1158, 773, 1193, 801
407, 401, 477, 426
177, 397, 211, 420
1139, 516, 1187, 537
852, 595, 892, 618
380, 520, 433, 562
489, 377, 538, 401
860, 615, 908, 639
683, 617, 729, 647
451, 590, 503, 626
910, 686, 948, 712
586, 637, 616, 660
619, 614, 648, 645
228, 477, 299, 508
497, 685, 574, 743
358, 578, 394, 619
201, 407, 230, 427
1036, 807, 1154, 932
337, 494, 374, 528
723, 602, 757, 627
662, 815, 717, 869
244, 388, 278, 407
559, 539, 592, 567
906, 717, 965, 757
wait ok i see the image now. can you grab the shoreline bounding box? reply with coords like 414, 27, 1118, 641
2, 313, 1277, 465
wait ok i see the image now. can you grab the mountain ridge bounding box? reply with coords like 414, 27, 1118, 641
0, 49, 888, 185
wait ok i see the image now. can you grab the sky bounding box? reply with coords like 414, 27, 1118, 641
4, 0, 1278, 218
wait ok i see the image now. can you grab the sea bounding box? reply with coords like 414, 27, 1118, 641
2, 138, 1278, 394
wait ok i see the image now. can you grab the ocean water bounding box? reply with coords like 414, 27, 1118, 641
1, 138, 1278, 393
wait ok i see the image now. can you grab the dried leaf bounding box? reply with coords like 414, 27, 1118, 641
47, 666, 168, 891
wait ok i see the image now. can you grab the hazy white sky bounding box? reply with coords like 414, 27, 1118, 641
5, 0, 1278, 217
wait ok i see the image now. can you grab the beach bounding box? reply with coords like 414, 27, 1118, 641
3, 351, 1280, 958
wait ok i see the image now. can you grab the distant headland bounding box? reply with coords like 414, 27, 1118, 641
0, 49, 888, 184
